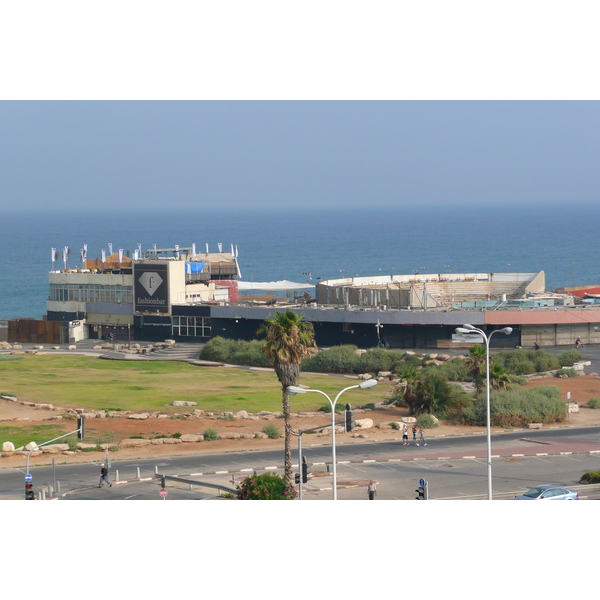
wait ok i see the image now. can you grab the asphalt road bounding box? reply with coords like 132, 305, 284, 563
3, 425, 600, 500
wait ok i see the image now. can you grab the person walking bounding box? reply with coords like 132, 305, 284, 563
417, 426, 427, 446
99, 463, 112, 487
367, 480, 377, 500
412, 424, 418, 444
402, 424, 409, 445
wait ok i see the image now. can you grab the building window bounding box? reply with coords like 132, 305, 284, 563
172, 316, 211, 338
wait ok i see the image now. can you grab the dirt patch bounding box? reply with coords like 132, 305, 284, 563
3, 373, 600, 468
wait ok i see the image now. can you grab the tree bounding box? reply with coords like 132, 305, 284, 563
393, 363, 422, 406
465, 344, 487, 393
236, 473, 297, 500
487, 362, 513, 392
258, 309, 316, 491
407, 370, 463, 417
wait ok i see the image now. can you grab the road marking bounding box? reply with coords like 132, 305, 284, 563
124, 494, 139, 500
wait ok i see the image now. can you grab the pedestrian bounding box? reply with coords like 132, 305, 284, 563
412, 424, 417, 444
402, 424, 409, 445
417, 426, 427, 446
99, 463, 112, 487
367, 480, 377, 500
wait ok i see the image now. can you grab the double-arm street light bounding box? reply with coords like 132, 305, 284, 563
455, 323, 513, 500
287, 378, 378, 500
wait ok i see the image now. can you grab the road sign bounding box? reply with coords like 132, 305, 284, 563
419, 478, 425, 486
25, 473, 32, 482
159, 488, 168, 498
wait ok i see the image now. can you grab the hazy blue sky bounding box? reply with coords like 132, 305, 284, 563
2, 101, 599, 213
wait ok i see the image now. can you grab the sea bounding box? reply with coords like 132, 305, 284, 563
1, 204, 599, 322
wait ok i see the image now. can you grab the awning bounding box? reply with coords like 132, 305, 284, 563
237, 280, 315, 291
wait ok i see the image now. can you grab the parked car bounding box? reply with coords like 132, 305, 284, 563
514, 485, 579, 500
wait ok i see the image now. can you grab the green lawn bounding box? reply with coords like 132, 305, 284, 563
0, 355, 384, 414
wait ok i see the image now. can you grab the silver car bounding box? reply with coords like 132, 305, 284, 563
514, 484, 579, 500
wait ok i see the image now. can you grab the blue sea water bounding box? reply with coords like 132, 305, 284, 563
1, 204, 599, 321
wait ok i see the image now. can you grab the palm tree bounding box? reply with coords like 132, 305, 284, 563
487, 362, 513, 391
393, 363, 422, 407
258, 309, 316, 490
465, 344, 487, 393
409, 371, 462, 416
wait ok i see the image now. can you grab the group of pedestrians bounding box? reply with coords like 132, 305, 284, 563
402, 423, 427, 446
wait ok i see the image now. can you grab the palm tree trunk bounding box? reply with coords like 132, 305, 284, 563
282, 388, 292, 490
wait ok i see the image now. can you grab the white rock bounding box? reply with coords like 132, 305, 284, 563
2, 441, 15, 452
354, 418, 374, 430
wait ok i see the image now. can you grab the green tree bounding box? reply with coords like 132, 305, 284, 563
487, 362, 513, 392
465, 344, 487, 392
258, 310, 316, 491
393, 363, 422, 406
408, 371, 463, 417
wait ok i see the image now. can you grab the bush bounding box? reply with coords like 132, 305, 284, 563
199, 337, 273, 368
588, 398, 600, 409
301, 345, 360, 374
236, 473, 297, 500
460, 385, 566, 428
555, 368, 577, 377
262, 423, 281, 439
493, 349, 560, 375
557, 349, 582, 367
581, 471, 600, 483
203, 427, 219, 441
416, 414, 439, 428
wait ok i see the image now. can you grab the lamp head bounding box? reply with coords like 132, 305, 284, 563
286, 386, 307, 396
499, 327, 513, 335
358, 378, 377, 389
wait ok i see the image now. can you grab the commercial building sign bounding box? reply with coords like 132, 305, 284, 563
134, 263, 169, 313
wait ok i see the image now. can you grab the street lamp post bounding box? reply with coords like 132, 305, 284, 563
455, 324, 512, 500
287, 378, 378, 500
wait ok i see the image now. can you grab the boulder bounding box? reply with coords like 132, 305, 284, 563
401, 416, 417, 424
437, 354, 451, 361
120, 438, 151, 447
25, 442, 39, 451
161, 437, 182, 444
150, 438, 164, 444
128, 413, 150, 419
171, 401, 197, 407
234, 410, 249, 419
354, 418, 374, 430
180, 434, 203, 443
219, 432, 241, 439
1, 395, 17, 402
378, 371, 392, 378
2, 441, 15, 452
358, 373, 373, 380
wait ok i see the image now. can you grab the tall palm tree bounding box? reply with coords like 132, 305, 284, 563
258, 309, 316, 490
394, 363, 422, 407
465, 344, 487, 393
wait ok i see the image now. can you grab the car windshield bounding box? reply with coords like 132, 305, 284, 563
523, 487, 545, 498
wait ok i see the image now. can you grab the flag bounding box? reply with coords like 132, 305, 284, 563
51, 247, 56, 262
108, 243, 113, 255
134, 249, 139, 260
186, 262, 191, 275
235, 245, 238, 257
83, 244, 88, 259
192, 243, 196, 257
218, 242, 222, 253
137, 243, 142, 257
102, 249, 106, 263
119, 249, 123, 264
205, 243, 209, 254
174, 244, 179, 259
231, 243, 234, 256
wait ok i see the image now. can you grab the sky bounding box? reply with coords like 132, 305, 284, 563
2, 100, 600, 214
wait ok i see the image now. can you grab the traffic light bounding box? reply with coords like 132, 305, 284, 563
160, 475, 166, 488
25, 482, 34, 500
302, 457, 308, 483
295, 473, 301, 484
344, 403, 353, 433
416, 485, 425, 500
77, 417, 85, 439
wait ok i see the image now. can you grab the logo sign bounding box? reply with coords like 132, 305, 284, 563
134, 263, 169, 313
25, 474, 32, 482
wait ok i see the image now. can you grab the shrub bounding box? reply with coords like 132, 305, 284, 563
493, 349, 560, 376
172, 432, 182, 438
203, 427, 219, 441
67, 436, 79, 451
356, 348, 393, 373
581, 471, 600, 483
557, 349, 582, 367
416, 414, 439, 428
262, 423, 281, 439
236, 473, 297, 500
588, 398, 600, 409
199, 337, 273, 368
460, 385, 566, 428
302, 345, 359, 374
555, 368, 577, 377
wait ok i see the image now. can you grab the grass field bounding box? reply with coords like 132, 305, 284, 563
0, 355, 385, 414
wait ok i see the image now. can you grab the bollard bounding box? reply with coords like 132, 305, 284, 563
155, 465, 158, 474
57, 481, 61, 493
115, 470, 119, 482
136, 467, 141, 479
47, 484, 53, 498
41, 487, 47, 500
